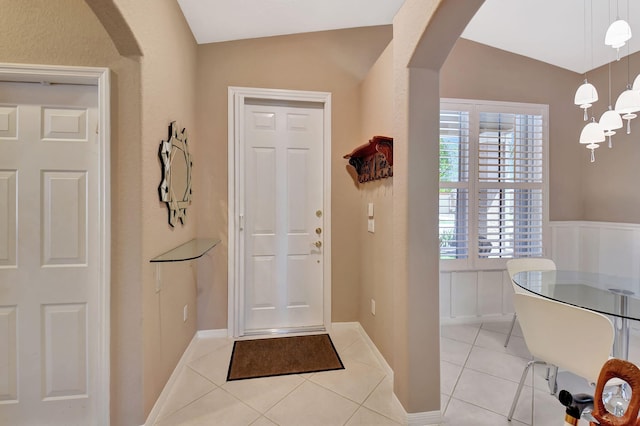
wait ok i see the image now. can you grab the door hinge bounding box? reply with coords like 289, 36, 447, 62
239, 214, 244, 231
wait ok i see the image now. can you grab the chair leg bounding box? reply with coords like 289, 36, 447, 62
504, 313, 517, 347
508, 360, 546, 421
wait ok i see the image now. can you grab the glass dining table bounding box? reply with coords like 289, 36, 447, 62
512, 270, 640, 360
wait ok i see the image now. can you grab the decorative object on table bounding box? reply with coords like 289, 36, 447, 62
226, 334, 343, 381
591, 358, 640, 426
343, 135, 393, 183
558, 390, 596, 426
158, 121, 192, 226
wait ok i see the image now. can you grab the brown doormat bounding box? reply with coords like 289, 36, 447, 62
227, 334, 344, 381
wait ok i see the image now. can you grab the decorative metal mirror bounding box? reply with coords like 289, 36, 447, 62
158, 121, 192, 226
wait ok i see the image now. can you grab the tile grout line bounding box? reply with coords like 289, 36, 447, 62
443, 324, 481, 418
443, 322, 537, 424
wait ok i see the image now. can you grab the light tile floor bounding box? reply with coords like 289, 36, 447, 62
149, 321, 640, 425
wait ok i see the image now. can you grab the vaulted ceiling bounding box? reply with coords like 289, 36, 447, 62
177, 0, 640, 74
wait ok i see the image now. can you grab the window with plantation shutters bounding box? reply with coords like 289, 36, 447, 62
439, 100, 548, 270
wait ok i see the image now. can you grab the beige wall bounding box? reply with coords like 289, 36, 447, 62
194, 26, 393, 329
0, 0, 120, 66
357, 44, 395, 364
441, 38, 584, 221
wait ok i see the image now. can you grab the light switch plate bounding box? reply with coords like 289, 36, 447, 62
368, 202, 374, 217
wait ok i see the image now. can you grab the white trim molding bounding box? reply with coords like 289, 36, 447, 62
227, 86, 332, 338
406, 410, 442, 426
0, 63, 111, 426
196, 328, 229, 339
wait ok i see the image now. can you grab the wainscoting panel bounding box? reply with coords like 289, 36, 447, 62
440, 269, 511, 322
551, 221, 640, 279
450, 271, 478, 318
477, 270, 504, 316
439, 272, 451, 319
550, 224, 580, 270
502, 272, 514, 315
440, 221, 640, 323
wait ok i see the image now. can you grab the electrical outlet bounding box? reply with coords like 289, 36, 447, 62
183, 305, 188, 322
371, 299, 376, 316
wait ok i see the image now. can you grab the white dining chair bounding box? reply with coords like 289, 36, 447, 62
508, 292, 615, 421
504, 257, 556, 348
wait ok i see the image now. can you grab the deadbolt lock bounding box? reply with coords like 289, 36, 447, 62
315, 227, 322, 234
316, 210, 323, 218
314, 241, 322, 248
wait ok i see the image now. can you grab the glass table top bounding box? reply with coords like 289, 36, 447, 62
513, 270, 640, 321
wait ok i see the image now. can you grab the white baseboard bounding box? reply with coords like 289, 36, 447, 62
196, 328, 228, 339
353, 323, 394, 379
143, 331, 203, 426
407, 410, 442, 426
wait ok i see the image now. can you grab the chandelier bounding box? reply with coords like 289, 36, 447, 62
575, 0, 636, 162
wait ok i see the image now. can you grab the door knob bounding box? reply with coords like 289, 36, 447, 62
314, 241, 322, 248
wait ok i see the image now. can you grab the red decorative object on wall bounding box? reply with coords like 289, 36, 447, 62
343, 136, 393, 183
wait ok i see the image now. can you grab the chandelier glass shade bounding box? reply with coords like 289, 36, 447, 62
580, 118, 606, 162
614, 85, 640, 133
574, 80, 599, 120
599, 107, 623, 147
579, 119, 606, 144
614, 86, 640, 114
605, 19, 632, 59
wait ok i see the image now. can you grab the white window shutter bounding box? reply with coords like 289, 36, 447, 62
440, 100, 548, 268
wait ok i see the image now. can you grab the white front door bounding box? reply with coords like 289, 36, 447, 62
241, 100, 326, 334
0, 81, 102, 424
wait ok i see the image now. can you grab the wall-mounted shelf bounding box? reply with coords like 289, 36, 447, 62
150, 238, 221, 263
343, 135, 393, 183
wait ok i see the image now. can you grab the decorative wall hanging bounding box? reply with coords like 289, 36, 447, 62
159, 121, 192, 226
343, 135, 393, 183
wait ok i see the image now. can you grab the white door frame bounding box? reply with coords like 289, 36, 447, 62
228, 86, 331, 338
0, 63, 111, 425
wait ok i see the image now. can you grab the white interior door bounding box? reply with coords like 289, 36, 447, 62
241, 101, 325, 333
0, 81, 101, 425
